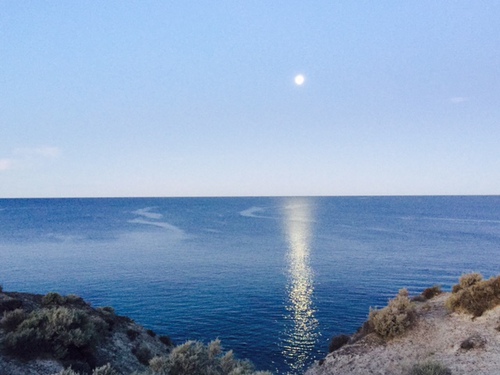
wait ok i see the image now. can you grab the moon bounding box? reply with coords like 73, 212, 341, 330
294, 74, 305, 86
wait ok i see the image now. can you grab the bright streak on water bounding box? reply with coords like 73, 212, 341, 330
282, 198, 319, 374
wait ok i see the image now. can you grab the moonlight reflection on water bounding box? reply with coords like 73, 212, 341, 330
282, 198, 319, 374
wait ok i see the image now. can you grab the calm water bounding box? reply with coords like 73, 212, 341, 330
0, 196, 499, 374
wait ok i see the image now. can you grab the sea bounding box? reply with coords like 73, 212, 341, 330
0, 196, 499, 374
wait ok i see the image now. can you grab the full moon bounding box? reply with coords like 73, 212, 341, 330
294, 74, 305, 85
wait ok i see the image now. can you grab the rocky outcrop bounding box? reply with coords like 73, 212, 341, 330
306, 293, 500, 375
0, 290, 172, 375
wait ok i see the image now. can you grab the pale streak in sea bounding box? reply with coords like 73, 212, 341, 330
282, 198, 319, 374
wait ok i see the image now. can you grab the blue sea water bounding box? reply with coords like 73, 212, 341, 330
0, 196, 499, 374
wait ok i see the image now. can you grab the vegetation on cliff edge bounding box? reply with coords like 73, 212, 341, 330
0, 290, 272, 375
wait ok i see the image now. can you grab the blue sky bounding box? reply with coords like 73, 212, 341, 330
1, 1, 499, 197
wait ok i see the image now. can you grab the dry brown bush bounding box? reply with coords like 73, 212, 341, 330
369, 289, 415, 339
446, 273, 500, 316
421, 285, 442, 300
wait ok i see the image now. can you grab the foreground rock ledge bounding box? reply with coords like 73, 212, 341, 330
0, 291, 171, 375
306, 293, 500, 375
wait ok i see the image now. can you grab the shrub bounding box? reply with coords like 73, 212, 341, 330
54, 368, 81, 375
451, 273, 483, 293
92, 363, 119, 375
408, 360, 451, 375
0, 308, 26, 332
65, 294, 86, 307
0, 285, 3, 293
369, 289, 415, 339
0, 297, 22, 314
89, 314, 110, 336
96, 306, 117, 329
147, 329, 156, 337
328, 334, 350, 352
421, 285, 442, 300
40, 293, 88, 309
168, 340, 230, 374
459, 273, 483, 289
2, 325, 45, 356
97, 306, 115, 315
149, 355, 169, 373
42, 292, 66, 306
53, 364, 118, 375
1, 306, 105, 361
148, 339, 272, 375
446, 274, 500, 316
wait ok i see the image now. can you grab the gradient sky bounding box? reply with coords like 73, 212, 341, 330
1, 1, 499, 198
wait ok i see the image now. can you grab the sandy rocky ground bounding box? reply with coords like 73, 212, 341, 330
306, 293, 500, 375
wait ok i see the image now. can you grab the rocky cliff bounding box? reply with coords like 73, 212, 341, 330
306, 275, 500, 375
0, 289, 173, 375
0, 288, 271, 375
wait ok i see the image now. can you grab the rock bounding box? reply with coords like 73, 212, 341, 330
460, 334, 486, 350
0, 290, 172, 375
306, 293, 500, 375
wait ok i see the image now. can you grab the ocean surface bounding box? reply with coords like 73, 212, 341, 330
0, 196, 499, 374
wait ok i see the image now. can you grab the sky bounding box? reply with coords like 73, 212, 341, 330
1, 1, 499, 198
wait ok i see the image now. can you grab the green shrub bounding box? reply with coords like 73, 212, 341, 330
40, 293, 87, 309
149, 355, 169, 374
328, 334, 350, 352
147, 339, 272, 375
446, 273, 500, 316
53, 364, 118, 375
1, 308, 26, 332
97, 306, 115, 316
1, 306, 105, 361
408, 360, 451, 375
65, 294, 86, 307
92, 363, 119, 375
89, 314, 111, 336
54, 368, 81, 375
42, 292, 66, 307
147, 329, 156, 337
96, 306, 118, 329
0, 297, 23, 313
369, 289, 415, 339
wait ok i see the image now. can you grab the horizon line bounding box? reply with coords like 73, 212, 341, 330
1, 194, 498, 200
